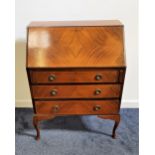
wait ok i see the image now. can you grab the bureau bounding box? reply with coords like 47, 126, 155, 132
26, 20, 126, 140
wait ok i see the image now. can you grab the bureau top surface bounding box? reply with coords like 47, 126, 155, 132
28, 20, 123, 27
27, 20, 126, 68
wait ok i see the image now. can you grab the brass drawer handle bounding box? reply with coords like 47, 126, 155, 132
48, 75, 56, 81
95, 74, 102, 81
94, 89, 102, 95
93, 105, 101, 111
52, 105, 59, 112
50, 89, 58, 96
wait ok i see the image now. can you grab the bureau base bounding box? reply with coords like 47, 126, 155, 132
33, 114, 120, 140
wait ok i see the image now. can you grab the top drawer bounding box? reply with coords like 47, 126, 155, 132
29, 70, 119, 84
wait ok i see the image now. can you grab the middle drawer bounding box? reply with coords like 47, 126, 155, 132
32, 84, 121, 99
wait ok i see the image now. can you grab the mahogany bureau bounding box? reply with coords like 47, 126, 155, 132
26, 20, 126, 140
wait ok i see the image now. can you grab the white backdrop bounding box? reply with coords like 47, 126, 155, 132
15, 0, 138, 107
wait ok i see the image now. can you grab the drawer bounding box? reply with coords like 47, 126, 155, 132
32, 84, 121, 99
35, 100, 120, 115
30, 70, 119, 84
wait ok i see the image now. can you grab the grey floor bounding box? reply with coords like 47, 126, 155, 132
15, 108, 139, 155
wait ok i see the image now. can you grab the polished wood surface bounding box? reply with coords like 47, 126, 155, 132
29, 20, 123, 27
32, 84, 121, 99
35, 100, 120, 115
27, 26, 125, 68
30, 70, 119, 84
26, 20, 126, 140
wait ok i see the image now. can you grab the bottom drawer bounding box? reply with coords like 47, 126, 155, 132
35, 100, 120, 115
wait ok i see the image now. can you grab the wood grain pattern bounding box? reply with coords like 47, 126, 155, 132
27, 26, 125, 68
32, 84, 121, 99
26, 20, 126, 140
35, 100, 120, 115
30, 70, 119, 84
28, 20, 123, 27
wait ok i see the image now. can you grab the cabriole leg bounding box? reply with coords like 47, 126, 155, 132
98, 114, 120, 139
33, 116, 40, 140
33, 115, 55, 141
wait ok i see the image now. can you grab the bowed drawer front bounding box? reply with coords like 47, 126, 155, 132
26, 20, 126, 140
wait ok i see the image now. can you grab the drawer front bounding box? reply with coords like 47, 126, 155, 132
30, 70, 119, 84
32, 84, 121, 99
35, 100, 120, 115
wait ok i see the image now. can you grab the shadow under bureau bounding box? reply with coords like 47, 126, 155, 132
26, 20, 126, 140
